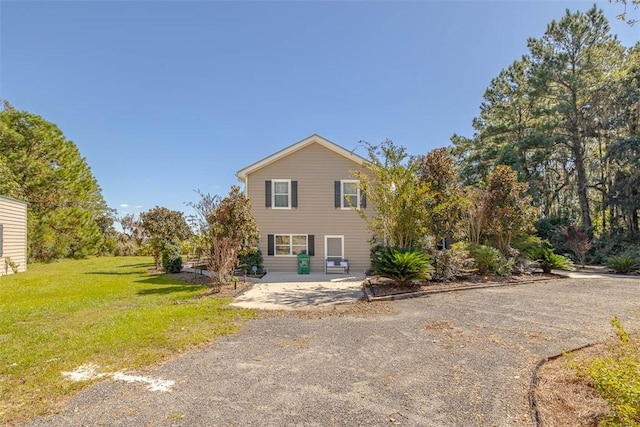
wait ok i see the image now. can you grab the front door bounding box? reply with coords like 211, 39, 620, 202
325, 235, 344, 259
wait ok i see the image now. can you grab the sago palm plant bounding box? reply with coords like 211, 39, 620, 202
527, 248, 573, 274
371, 247, 433, 284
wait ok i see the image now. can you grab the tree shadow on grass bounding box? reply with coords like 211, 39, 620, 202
86, 271, 143, 275
118, 263, 154, 268
136, 275, 207, 296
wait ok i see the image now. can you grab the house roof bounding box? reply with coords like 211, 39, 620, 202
0, 195, 28, 206
236, 134, 367, 183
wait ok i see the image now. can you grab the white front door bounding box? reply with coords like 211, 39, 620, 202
325, 235, 344, 259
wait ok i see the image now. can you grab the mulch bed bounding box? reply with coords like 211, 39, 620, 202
534, 343, 611, 427
364, 272, 562, 298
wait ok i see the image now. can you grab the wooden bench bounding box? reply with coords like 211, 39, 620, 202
325, 257, 349, 274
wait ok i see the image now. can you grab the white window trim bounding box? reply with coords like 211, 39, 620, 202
340, 179, 360, 210
272, 179, 291, 210
324, 235, 344, 260
274, 234, 308, 257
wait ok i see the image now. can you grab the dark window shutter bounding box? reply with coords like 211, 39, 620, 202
267, 234, 274, 256
265, 180, 272, 208
0, 224, 3, 256
334, 181, 341, 208
308, 235, 315, 256
360, 190, 367, 209
291, 181, 298, 208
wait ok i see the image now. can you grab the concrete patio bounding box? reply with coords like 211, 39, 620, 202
229, 272, 366, 310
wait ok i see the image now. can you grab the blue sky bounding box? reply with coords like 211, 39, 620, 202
1, 1, 637, 219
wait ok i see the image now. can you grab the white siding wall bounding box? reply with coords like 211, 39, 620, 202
0, 195, 28, 275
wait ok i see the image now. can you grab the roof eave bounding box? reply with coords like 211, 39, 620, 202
235, 134, 366, 182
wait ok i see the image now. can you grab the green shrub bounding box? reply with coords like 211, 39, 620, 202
371, 246, 433, 284
511, 234, 547, 256
527, 248, 573, 274
114, 240, 136, 257
575, 318, 640, 427
468, 244, 514, 276
496, 256, 515, 276
606, 256, 640, 274
237, 248, 264, 275
161, 242, 183, 273
591, 230, 640, 265
429, 248, 475, 281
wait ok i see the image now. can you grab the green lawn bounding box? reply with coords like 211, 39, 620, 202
0, 256, 255, 424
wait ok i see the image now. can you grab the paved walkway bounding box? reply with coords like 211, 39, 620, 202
29, 274, 640, 427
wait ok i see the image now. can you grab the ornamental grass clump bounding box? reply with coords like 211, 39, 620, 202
371, 247, 433, 285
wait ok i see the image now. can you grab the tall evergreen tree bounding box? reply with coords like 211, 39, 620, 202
527, 6, 624, 230
0, 101, 111, 260
454, 6, 630, 236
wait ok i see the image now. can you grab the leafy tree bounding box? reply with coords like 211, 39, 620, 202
352, 140, 431, 249
189, 186, 259, 288
0, 101, 111, 260
0, 156, 22, 199
461, 186, 489, 246
119, 213, 145, 248
484, 165, 537, 252
559, 225, 592, 267
140, 206, 191, 269
415, 147, 468, 243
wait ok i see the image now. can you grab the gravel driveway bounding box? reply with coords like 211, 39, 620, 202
29, 276, 640, 427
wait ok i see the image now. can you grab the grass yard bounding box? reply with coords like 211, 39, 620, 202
0, 256, 255, 425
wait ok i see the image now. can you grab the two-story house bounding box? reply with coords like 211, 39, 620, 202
236, 134, 373, 274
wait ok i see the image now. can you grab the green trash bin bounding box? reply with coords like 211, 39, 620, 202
297, 253, 310, 274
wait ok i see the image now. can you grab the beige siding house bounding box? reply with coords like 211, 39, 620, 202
237, 134, 373, 274
0, 195, 27, 276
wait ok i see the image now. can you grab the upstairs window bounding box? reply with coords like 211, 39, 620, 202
273, 180, 290, 208
342, 180, 359, 209
335, 180, 366, 209
265, 180, 298, 209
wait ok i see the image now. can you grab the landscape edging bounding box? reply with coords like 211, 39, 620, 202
528, 343, 594, 427
363, 279, 546, 302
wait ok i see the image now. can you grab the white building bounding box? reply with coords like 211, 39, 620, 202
0, 195, 28, 275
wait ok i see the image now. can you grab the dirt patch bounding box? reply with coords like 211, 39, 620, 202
364, 272, 562, 298
168, 272, 253, 298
